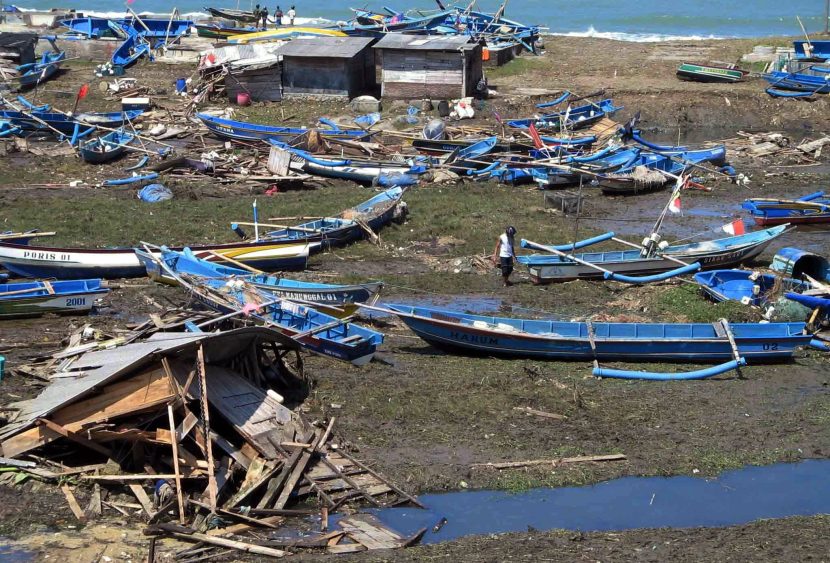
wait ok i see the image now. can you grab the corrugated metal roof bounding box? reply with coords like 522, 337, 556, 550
277, 36, 375, 58
0, 327, 299, 441
373, 34, 476, 51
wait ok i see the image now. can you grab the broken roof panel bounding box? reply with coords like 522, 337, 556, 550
373, 34, 476, 51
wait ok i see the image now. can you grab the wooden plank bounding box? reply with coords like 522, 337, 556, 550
197, 345, 218, 512
327, 544, 366, 554
38, 418, 112, 458
163, 530, 287, 558
128, 483, 154, 518
273, 432, 319, 510
472, 453, 627, 469
61, 485, 86, 522
1, 366, 176, 458
167, 404, 187, 524
513, 406, 568, 420
338, 514, 407, 550
204, 515, 283, 536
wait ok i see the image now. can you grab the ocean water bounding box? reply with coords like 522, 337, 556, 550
8, 0, 830, 40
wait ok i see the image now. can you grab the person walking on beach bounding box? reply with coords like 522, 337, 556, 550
492, 226, 517, 287
287, 5, 296, 25
260, 5, 269, 29
254, 4, 261, 23
274, 5, 283, 25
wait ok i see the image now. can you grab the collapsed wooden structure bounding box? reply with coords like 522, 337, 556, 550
0, 318, 422, 557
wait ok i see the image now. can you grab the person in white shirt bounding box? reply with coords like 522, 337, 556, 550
287, 5, 296, 25
492, 226, 517, 287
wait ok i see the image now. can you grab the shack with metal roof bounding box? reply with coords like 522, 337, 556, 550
373, 34, 483, 100
276, 36, 377, 99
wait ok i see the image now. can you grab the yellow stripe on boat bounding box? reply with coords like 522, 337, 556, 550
228, 27, 347, 43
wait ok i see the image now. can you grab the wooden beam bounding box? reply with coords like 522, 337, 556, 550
128, 483, 155, 518
197, 345, 218, 511
60, 485, 86, 522
38, 418, 112, 458
167, 404, 187, 524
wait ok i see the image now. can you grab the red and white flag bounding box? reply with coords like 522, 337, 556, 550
668, 194, 682, 214
722, 218, 746, 236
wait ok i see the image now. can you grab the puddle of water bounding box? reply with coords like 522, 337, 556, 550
368, 460, 830, 544
0, 539, 35, 562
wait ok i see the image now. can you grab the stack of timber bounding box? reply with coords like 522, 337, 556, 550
0, 317, 421, 558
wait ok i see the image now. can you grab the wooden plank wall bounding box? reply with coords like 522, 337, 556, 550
225, 65, 282, 102
282, 57, 355, 98
380, 50, 465, 99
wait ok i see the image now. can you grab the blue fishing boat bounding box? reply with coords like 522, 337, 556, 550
255, 186, 406, 249
519, 225, 789, 284
626, 131, 728, 167
378, 305, 810, 378
0, 109, 144, 136
197, 112, 372, 143
793, 40, 830, 60
764, 69, 830, 96
0, 278, 108, 318
110, 27, 151, 69
138, 247, 382, 317
167, 269, 383, 365
695, 269, 810, 307
17, 50, 65, 90
79, 128, 136, 164
507, 99, 623, 131
59, 17, 193, 39
742, 191, 830, 226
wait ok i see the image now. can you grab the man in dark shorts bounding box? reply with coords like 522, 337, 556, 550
492, 226, 517, 286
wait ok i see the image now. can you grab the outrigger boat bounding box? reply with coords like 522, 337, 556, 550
17, 48, 65, 90
0, 279, 108, 318
59, 16, 193, 38
142, 249, 383, 365
137, 247, 382, 317
764, 68, 830, 97
371, 304, 811, 380
506, 99, 623, 131
519, 225, 788, 284
0, 108, 143, 136
194, 23, 257, 39
204, 7, 259, 23
742, 191, 830, 226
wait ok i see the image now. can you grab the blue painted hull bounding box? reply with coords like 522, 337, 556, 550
387, 305, 810, 363
184, 277, 383, 365
742, 193, 830, 226
695, 269, 810, 307
507, 100, 623, 131
0, 109, 144, 135
197, 112, 371, 142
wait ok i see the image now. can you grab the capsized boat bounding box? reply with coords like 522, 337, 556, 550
0, 279, 108, 318
17, 50, 65, 90
742, 191, 830, 226
0, 109, 144, 136
518, 225, 789, 284
380, 304, 811, 370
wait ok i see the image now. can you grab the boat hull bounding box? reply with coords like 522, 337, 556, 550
0, 240, 312, 280
388, 305, 809, 363
0, 279, 108, 318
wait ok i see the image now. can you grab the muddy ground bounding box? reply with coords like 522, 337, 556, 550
0, 34, 828, 561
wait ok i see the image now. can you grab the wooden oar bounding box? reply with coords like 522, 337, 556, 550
203, 249, 265, 274
231, 221, 321, 234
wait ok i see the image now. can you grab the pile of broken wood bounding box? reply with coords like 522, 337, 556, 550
723, 131, 830, 163
0, 316, 423, 559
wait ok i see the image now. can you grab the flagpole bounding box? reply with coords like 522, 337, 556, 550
253, 199, 259, 242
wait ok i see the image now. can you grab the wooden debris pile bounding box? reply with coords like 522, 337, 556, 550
723, 131, 830, 163
0, 324, 421, 558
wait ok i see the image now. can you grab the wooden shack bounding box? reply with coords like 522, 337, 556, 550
225, 60, 282, 102
277, 37, 376, 99
374, 35, 483, 100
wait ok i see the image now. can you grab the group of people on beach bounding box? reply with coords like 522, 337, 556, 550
253, 4, 296, 29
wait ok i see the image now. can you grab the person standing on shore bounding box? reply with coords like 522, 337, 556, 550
274, 5, 283, 25
287, 5, 296, 25
260, 6, 269, 28
254, 4, 261, 24
492, 226, 517, 287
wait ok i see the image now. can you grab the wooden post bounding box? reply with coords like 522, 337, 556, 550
197, 345, 218, 511
167, 404, 187, 524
